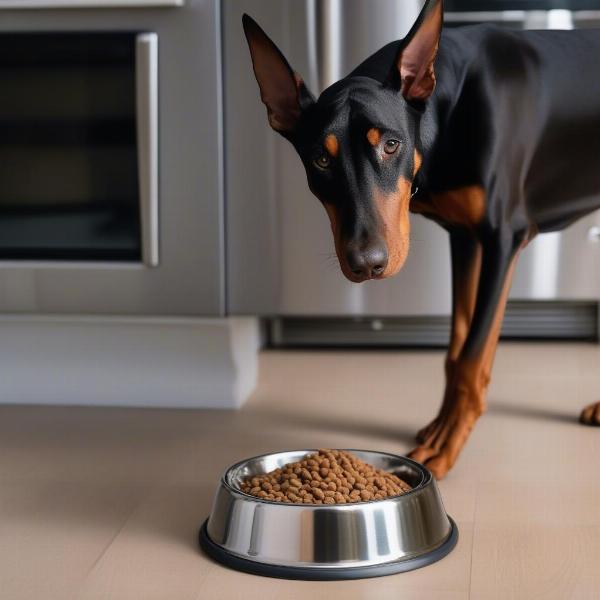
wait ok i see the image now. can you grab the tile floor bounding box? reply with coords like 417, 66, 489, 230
1, 342, 599, 599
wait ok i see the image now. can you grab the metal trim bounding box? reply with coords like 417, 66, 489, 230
269, 301, 599, 348
445, 10, 529, 21
199, 518, 459, 580
445, 9, 600, 22
136, 32, 160, 267
0, 0, 182, 8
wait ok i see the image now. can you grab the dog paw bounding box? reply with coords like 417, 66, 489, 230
408, 446, 452, 480
579, 401, 600, 426
409, 404, 481, 479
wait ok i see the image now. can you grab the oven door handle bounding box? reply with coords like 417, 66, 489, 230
136, 32, 159, 267
0, 1, 182, 8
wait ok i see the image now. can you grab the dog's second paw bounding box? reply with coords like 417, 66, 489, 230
579, 401, 600, 426
408, 447, 452, 480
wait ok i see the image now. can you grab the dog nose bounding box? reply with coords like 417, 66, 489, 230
346, 242, 388, 279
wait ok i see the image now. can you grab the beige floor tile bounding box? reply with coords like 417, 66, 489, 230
76, 484, 214, 600
198, 571, 469, 600
470, 482, 600, 600
0, 481, 146, 600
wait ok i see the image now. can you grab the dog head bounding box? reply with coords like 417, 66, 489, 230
243, 0, 443, 282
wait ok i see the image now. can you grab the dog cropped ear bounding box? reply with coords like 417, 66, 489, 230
242, 14, 314, 136
389, 0, 443, 102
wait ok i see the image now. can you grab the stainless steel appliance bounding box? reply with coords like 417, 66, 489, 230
224, 0, 600, 341
0, 0, 224, 315
200, 449, 457, 579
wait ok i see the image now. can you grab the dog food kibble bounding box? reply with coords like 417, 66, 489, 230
239, 449, 411, 504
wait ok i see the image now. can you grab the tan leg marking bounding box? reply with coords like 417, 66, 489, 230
410, 245, 523, 479
416, 238, 482, 446
448, 245, 482, 366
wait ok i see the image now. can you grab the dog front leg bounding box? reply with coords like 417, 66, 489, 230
416, 230, 482, 444
409, 231, 524, 479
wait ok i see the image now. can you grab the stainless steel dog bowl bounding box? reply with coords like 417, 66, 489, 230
199, 449, 458, 580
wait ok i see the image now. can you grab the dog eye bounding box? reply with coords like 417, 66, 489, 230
314, 153, 330, 169
384, 139, 400, 154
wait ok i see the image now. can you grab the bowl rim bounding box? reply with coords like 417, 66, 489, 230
221, 448, 433, 507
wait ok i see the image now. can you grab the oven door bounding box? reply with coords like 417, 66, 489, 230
0, 31, 158, 265
0, 2, 223, 315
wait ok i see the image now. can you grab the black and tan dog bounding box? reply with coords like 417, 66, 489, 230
242, 0, 600, 478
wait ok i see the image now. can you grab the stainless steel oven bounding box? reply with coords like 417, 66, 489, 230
0, 0, 224, 315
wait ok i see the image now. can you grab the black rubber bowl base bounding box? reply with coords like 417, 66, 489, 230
198, 517, 458, 581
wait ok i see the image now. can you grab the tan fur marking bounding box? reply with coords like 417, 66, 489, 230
373, 176, 412, 277
323, 202, 338, 236
447, 240, 524, 396
447, 246, 522, 419
412, 244, 523, 478
447, 245, 482, 367
410, 185, 486, 229
413, 150, 422, 177
322, 201, 348, 278
367, 128, 381, 147
479, 247, 523, 387
324, 134, 339, 157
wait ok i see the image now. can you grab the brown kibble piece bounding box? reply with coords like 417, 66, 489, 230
313, 488, 325, 500
239, 449, 411, 505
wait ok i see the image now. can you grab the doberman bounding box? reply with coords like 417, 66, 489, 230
242, 0, 600, 478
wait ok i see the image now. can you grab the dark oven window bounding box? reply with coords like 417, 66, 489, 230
0, 33, 141, 261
